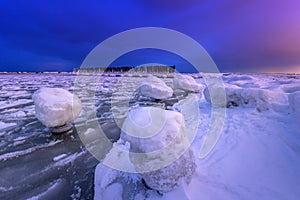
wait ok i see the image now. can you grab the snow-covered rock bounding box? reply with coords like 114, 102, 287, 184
120, 107, 196, 193
32, 87, 82, 127
173, 74, 202, 93
138, 75, 173, 99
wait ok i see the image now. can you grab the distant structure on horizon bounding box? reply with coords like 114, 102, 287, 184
73, 65, 176, 73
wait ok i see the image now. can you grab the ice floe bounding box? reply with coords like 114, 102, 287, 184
0, 122, 17, 132
204, 84, 289, 112
138, 75, 173, 99
173, 74, 202, 93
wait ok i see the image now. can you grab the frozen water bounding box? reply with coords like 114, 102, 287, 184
0, 121, 17, 132
0, 73, 300, 199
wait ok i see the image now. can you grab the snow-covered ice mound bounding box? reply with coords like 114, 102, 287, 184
121, 107, 196, 193
32, 87, 82, 127
94, 107, 196, 199
138, 75, 173, 99
288, 91, 300, 115
204, 84, 289, 112
173, 74, 202, 93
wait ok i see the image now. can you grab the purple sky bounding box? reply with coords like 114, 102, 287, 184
0, 0, 300, 73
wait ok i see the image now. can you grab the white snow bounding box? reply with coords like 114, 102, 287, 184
204, 84, 289, 112
32, 87, 82, 127
173, 74, 202, 93
93, 74, 300, 200
53, 152, 84, 167
94, 141, 140, 199
138, 75, 173, 99
10, 110, 26, 118
27, 179, 64, 200
83, 128, 96, 136
53, 154, 67, 161
94, 106, 196, 198
1, 73, 300, 199
101, 183, 123, 200
120, 107, 196, 193
288, 91, 300, 115
185, 107, 300, 200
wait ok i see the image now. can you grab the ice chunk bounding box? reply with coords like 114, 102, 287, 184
121, 107, 196, 193
173, 74, 202, 93
0, 99, 33, 111
53, 154, 67, 161
138, 75, 173, 99
32, 87, 82, 127
204, 84, 289, 112
0, 121, 17, 132
10, 111, 26, 118
94, 142, 143, 200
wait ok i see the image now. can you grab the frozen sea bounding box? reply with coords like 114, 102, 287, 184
0, 73, 300, 200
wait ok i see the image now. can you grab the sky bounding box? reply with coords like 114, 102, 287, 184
0, 0, 300, 73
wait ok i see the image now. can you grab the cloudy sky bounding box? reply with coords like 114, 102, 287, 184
1, 0, 300, 73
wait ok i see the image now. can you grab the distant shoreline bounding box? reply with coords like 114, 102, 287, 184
0, 72, 299, 75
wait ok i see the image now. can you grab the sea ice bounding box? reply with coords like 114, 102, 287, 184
0, 99, 33, 111
0, 121, 17, 132
10, 110, 26, 118
204, 84, 289, 112
138, 75, 173, 99
173, 74, 202, 93
32, 87, 82, 127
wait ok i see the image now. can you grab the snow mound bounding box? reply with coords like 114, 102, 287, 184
121, 107, 196, 193
32, 87, 82, 127
204, 84, 289, 112
173, 74, 202, 93
288, 91, 300, 115
138, 75, 173, 99
282, 84, 300, 93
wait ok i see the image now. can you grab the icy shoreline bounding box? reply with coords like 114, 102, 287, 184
0, 73, 300, 199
